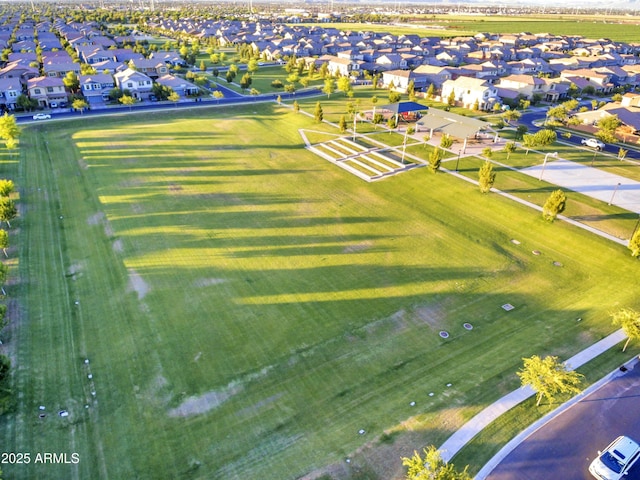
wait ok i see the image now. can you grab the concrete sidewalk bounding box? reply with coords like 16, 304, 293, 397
438, 329, 627, 466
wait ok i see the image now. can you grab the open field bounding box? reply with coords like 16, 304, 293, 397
306, 14, 640, 42
0, 102, 638, 480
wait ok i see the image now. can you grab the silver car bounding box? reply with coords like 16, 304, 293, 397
589, 436, 640, 480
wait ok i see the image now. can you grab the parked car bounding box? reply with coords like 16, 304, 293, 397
32, 113, 51, 120
581, 138, 605, 150
589, 436, 640, 480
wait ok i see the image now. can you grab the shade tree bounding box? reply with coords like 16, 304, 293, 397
611, 308, 640, 351
517, 355, 583, 406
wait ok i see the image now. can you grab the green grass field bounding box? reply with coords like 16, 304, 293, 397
0, 101, 638, 480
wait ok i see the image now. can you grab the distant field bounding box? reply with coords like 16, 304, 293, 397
303, 14, 640, 42
0, 101, 638, 480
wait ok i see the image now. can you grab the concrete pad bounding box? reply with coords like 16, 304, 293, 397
522, 159, 640, 214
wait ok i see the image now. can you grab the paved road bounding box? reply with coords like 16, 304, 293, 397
486, 360, 640, 480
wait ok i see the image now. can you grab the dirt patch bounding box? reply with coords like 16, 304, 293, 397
168, 385, 243, 418
127, 270, 150, 300
343, 241, 373, 254
412, 302, 448, 330
87, 212, 105, 226
112, 238, 123, 253
66, 263, 84, 279
193, 278, 226, 287
168, 183, 182, 193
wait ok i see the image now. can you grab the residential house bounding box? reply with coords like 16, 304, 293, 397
113, 67, 153, 100
560, 68, 614, 94
0, 78, 22, 110
27, 76, 67, 107
79, 73, 115, 105
129, 58, 169, 79
43, 61, 81, 78
155, 74, 200, 97
381, 69, 428, 92
496, 74, 546, 100
440, 76, 498, 110
0, 61, 39, 87
325, 55, 363, 77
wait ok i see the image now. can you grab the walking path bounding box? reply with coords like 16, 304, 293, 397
437, 329, 626, 466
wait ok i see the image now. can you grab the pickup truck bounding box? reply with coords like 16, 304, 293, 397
581, 138, 605, 150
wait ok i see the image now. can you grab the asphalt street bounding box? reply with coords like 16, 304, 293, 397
486, 360, 640, 480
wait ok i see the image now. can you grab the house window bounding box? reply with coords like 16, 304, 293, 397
127, 82, 133, 88
47, 87, 53, 93
34, 88, 41, 94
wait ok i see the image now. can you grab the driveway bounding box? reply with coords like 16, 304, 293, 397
485, 359, 640, 480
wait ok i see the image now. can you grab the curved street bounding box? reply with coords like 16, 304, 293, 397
482, 358, 640, 480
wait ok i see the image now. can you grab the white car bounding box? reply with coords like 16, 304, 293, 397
32, 113, 51, 120
589, 436, 640, 480
581, 137, 605, 150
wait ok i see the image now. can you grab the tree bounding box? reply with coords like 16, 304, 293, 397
597, 114, 621, 140
72, 98, 88, 114
119, 95, 135, 110
504, 141, 517, 160
407, 79, 416, 101
212, 90, 224, 104
618, 147, 628, 161
546, 105, 567, 123
239, 73, 252, 91
440, 134, 453, 149
63, 71, 79, 93
629, 227, 640, 258
0, 354, 8, 384
337, 76, 352, 96
478, 160, 496, 193
447, 90, 455, 107
168, 91, 180, 106
515, 124, 528, 140
0, 180, 13, 198
0, 198, 16, 228
517, 355, 583, 406
0, 230, 8, 257
314, 102, 323, 123
0, 113, 20, 148
322, 78, 335, 98
426, 83, 435, 99
612, 308, 640, 351
389, 90, 402, 103
293, 100, 299, 113
338, 115, 347, 133
402, 446, 471, 480
542, 189, 566, 222
387, 115, 397, 131
428, 147, 443, 173
199, 59, 206, 72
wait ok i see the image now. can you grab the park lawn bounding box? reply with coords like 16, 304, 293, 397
1, 103, 639, 480
450, 153, 638, 241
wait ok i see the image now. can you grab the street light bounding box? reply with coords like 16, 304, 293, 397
455, 149, 461, 172
608, 182, 621, 206
538, 152, 558, 181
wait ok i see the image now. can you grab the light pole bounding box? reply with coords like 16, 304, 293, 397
455, 149, 461, 172
401, 128, 408, 164
538, 151, 558, 181
608, 182, 621, 206
353, 114, 357, 142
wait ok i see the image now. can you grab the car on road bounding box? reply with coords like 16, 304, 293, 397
589, 435, 640, 480
582, 137, 605, 150
32, 113, 51, 120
